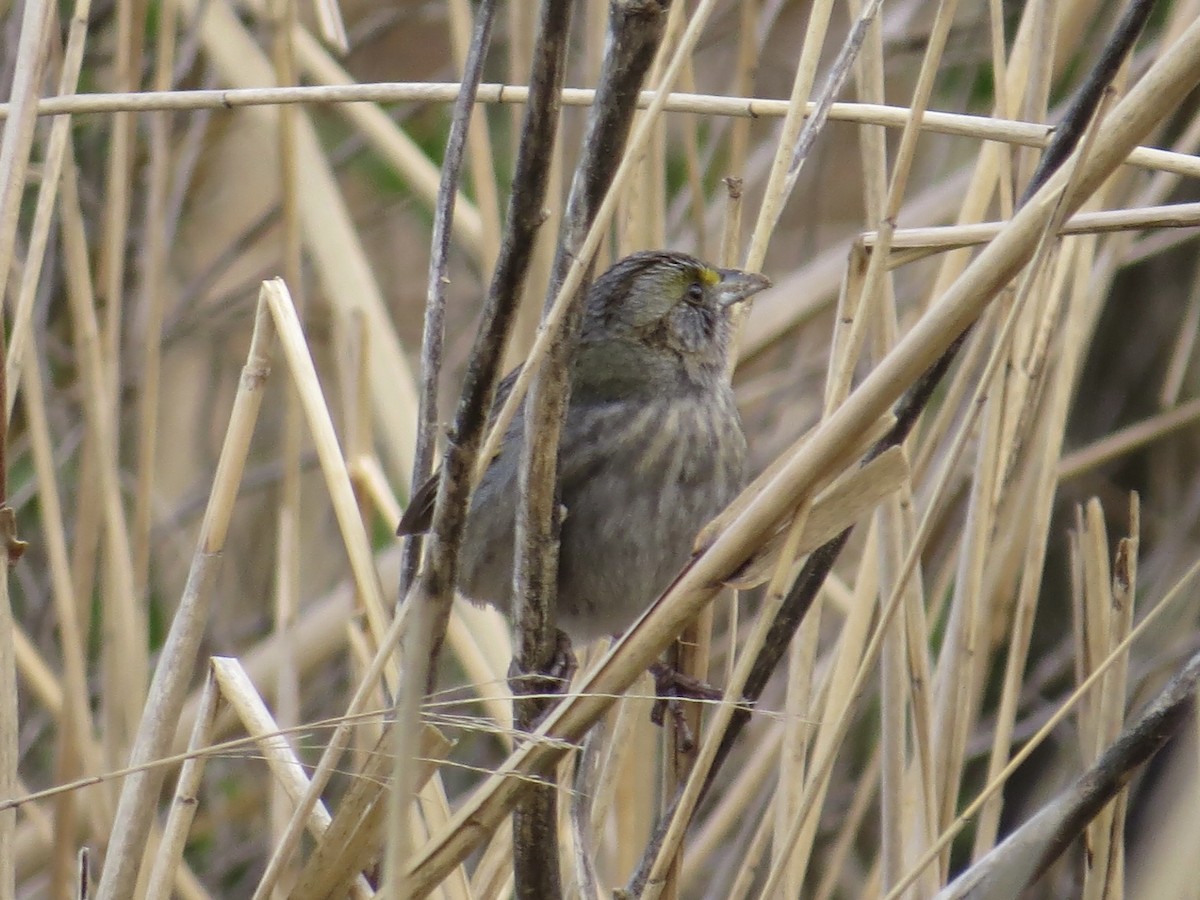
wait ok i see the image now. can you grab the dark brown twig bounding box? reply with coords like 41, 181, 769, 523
938, 649, 1200, 899
505, 2, 580, 896
1021, 0, 1157, 206
382, 0, 577, 891
389, 0, 568, 887
399, 0, 498, 599
407, 0, 569, 692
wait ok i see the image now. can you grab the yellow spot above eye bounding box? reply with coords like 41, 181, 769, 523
697, 267, 720, 287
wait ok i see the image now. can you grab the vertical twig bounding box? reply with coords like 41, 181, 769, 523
399, 0, 499, 599
502, 4, 578, 898
512, 2, 670, 895
387, 0, 563, 895
0, 0, 51, 892
97, 0, 150, 771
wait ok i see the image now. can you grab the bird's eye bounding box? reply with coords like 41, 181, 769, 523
686, 282, 704, 303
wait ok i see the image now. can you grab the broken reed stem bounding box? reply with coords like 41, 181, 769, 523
143, 668, 220, 900
95, 291, 276, 900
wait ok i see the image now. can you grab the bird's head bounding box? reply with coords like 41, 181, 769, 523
579, 251, 771, 388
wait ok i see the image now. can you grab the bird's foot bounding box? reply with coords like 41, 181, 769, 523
648, 662, 723, 754
509, 630, 577, 727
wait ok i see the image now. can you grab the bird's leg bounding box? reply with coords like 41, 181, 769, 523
648, 661, 724, 754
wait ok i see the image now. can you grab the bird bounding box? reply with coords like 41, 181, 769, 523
398, 250, 770, 646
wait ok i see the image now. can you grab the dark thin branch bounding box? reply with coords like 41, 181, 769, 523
508, 3, 576, 897
400, 0, 498, 598
415, 0, 571, 685
625, 1, 1161, 891
1022, 0, 1156, 205
938, 649, 1200, 899
512, 3, 670, 895
393, 7, 573, 876
1026, 650, 1199, 885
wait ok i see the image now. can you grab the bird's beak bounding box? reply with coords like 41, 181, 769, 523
714, 269, 772, 308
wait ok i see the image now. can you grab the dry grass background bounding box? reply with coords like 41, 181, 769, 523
4, 0, 1200, 897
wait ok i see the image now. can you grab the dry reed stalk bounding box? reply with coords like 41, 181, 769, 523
59, 143, 149, 782
0, 3, 56, 892
131, 0, 179, 610
0, 83, 1193, 180
19, 330, 117, 879
4, 0, 91, 420
7, 6, 98, 894
143, 669, 220, 899
210, 657, 374, 897
14, 78, 1200, 196
266, 0, 306, 885
263, 281, 393, 665
95, 0, 146, 817
871, 202, 1200, 255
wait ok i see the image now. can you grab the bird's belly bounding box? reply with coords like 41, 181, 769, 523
554, 479, 728, 641
554, 406, 744, 641
458, 395, 746, 644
